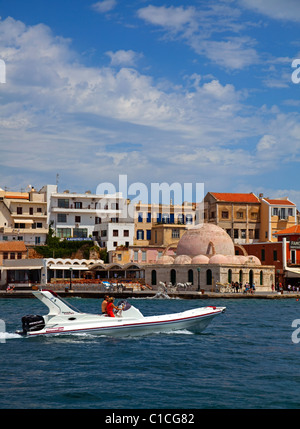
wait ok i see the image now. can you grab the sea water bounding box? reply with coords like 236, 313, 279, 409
0, 297, 300, 409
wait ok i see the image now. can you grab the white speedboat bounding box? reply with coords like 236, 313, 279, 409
16, 289, 226, 337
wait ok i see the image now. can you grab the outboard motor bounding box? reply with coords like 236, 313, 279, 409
21, 315, 45, 335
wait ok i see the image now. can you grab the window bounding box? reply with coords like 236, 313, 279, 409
29, 207, 33, 215
288, 208, 294, 217
273, 250, 278, 261
146, 230, 151, 240
137, 230, 144, 240
249, 229, 254, 239
57, 213, 67, 223
35, 237, 41, 245
162, 213, 169, 224
188, 269, 194, 284
241, 229, 246, 239
260, 270, 263, 286
3, 252, 8, 260
226, 229, 231, 237
206, 269, 212, 286
117, 254, 122, 261
74, 202, 82, 209
113, 230, 118, 237
73, 228, 87, 238
134, 251, 139, 261
237, 211, 244, 219
186, 214, 193, 224
228, 269, 232, 283
58, 199, 69, 208
261, 249, 265, 262
221, 211, 229, 219
234, 229, 239, 239
255, 229, 260, 239
151, 270, 157, 286
75, 216, 81, 223
57, 228, 71, 238
123, 230, 129, 237
142, 251, 146, 261
17, 207, 22, 214
37, 207, 42, 213
10, 253, 15, 259
272, 207, 278, 216
251, 212, 258, 220
138, 212, 143, 222
177, 214, 184, 224
36, 222, 43, 228
147, 212, 151, 223
95, 217, 101, 224
170, 269, 176, 285
172, 229, 180, 239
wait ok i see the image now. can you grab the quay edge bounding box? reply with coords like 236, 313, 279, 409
1, 290, 300, 300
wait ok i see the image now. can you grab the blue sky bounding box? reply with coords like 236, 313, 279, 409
1, 0, 300, 206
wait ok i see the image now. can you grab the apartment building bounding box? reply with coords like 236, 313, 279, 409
0, 187, 48, 245
133, 201, 196, 246
40, 185, 134, 252
259, 196, 297, 242
204, 192, 261, 244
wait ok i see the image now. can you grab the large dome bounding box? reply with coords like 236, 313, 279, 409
176, 223, 235, 257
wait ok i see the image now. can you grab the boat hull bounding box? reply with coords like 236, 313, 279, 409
22, 308, 225, 337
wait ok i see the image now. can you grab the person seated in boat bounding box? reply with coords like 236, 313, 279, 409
101, 295, 109, 314
106, 297, 122, 317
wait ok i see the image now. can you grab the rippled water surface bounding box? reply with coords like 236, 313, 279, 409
1, 296, 300, 409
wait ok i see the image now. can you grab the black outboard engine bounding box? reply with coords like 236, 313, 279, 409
21, 315, 45, 334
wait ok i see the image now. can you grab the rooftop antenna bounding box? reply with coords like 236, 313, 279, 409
56, 173, 59, 191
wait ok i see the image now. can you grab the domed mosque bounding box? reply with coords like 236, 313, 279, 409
145, 223, 274, 291
176, 223, 261, 266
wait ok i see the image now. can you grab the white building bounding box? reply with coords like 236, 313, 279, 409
40, 185, 134, 252
0, 187, 48, 245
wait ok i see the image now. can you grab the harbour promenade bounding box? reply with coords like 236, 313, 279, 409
0, 287, 299, 300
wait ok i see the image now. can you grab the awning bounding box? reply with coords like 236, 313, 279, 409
285, 267, 300, 278
11, 219, 34, 223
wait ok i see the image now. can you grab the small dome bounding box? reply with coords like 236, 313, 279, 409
191, 254, 210, 264
225, 255, 243, 264
159, 255, 174, 264
235, 255, 248, 264
209, 254, 228, 264
174, 255, 192, 264
246, 255, 261, 265
176, 223, 234, 257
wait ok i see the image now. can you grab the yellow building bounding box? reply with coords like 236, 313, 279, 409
133, 202, 196, 246
204, 192, 261, 244
259, 197, 297, 242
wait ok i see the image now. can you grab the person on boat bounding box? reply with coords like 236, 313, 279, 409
101, 295, 109, 314
106, 297, 122, 317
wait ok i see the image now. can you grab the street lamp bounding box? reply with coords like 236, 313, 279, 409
197, 267, 201, 291
69, 267, 73, 291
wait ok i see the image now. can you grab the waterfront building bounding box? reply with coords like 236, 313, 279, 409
40, 185, 134, 252
259, 196, 297, 242
204, 192, 261, 244
0, 187, 48, 245
133, 201, 196, 246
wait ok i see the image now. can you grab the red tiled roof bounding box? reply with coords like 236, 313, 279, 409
274, 225, 300, 235
0, 241, 27, 252
210, 192, 259, 203
264, 198, 295, 206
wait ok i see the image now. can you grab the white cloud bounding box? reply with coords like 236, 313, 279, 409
0, 16, 300, 197
92, 0, 117, 14
239, 0, 300, 22
106, 50, 143, 67
137, 4, 259, 70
